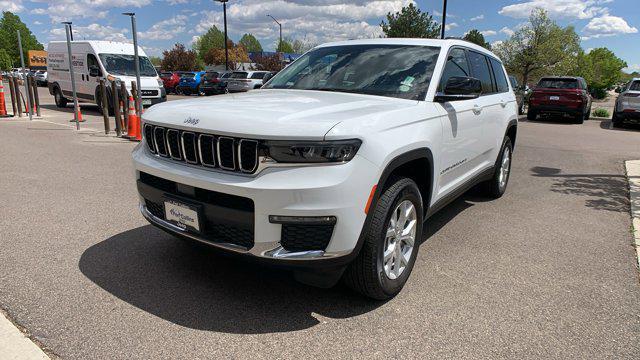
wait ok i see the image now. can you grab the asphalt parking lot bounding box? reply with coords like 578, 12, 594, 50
1, 89, 640, 359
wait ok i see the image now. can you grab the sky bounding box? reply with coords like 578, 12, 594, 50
1, 0, 638, 73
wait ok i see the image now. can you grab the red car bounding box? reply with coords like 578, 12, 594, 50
527, 76, 592, 124
160, 71, 181, 94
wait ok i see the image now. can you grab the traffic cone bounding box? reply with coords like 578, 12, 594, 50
126, 95, 141, 141
0, 77, 12, 118
70, 103, 84, 122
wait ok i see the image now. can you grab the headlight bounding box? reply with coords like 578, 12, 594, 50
157, 78, 164, 87
264, 139, 361, 163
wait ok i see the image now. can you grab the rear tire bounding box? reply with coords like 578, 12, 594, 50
527, 109, 537, 121
612, 113, 623, 128
54, 87, 68, 108
574, 113, 584, 124
343, 177, 423, 300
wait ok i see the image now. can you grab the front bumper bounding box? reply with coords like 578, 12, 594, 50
132, 144, 379, 266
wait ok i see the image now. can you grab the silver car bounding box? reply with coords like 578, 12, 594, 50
226, 71, 272, 92
613, 78, 640, 127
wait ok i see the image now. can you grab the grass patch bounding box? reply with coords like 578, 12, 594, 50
593, 108, 610, 118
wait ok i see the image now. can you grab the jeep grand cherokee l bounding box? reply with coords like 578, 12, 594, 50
527, 76, 592, 123
133, 39, 518, 299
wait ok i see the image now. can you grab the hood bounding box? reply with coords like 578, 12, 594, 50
117, 75, 160, 91
142, 89, 417, 139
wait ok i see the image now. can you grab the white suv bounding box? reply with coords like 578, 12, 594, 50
133, 39, 518, 299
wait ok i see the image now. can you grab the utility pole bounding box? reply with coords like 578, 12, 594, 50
68, 22, 74, 41
267, 14, 282, 52
216, 0, 230, 70
440, 0, 448, 39
62, 22, 79, 129
123, 12, 143, 118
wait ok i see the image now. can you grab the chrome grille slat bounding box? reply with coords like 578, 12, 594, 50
166, 129, 182, 160
198, 134, 216, 167
181, 132, 198, 164
144, 124, 258, 174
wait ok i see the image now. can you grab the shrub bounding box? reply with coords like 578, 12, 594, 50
593, 108, 610, 118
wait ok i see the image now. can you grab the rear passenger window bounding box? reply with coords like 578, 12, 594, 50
468, 51, 494, 94
438, 48, 470, 91
250, 72, 266, 79
489, 58, 509, 93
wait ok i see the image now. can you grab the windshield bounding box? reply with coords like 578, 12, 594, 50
263, 44, 440, 100
537, 78, 578, 89
629, 81, 640, 91
230, 72, 248, 79
98, 53, 157, 77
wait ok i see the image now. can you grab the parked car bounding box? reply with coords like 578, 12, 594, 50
160, 71, 180, 94
200, 71, 232, 95
133, 39, 518, 299
47, 40, 166, 114
35, 70, 48, 86
527, 76, 592, 123
508, 75, 526, 115
612, 78, 640, 127
226, 71, 272, 92
176, 71, 205, 95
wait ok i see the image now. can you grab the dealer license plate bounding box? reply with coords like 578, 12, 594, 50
164, 199, 200, 232
142, 99, 152, 105
549, 96, 560, 100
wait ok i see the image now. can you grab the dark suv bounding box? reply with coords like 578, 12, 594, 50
527, 76, 592, 123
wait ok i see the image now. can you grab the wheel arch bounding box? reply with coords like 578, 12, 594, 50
504, 119, 518, 149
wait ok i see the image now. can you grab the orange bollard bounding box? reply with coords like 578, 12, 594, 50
126, 95, 141, 141
0, 78, 11, 117
73, 103, 84, 123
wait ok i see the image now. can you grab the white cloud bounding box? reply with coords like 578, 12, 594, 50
499, 26, 515, 37
34, 21, 43, 25
444, 22, 458, 31
139, 15, 187, 40
470, 14, 484, 21
0, 0, 24, 12
491, 40, 504, 48
166, 0, 187, 4
499, 0, 610, 20
581, 14, 638, 39
480, 30, 497, 36
49, 23, 130, 42
35, 0, 151, 22
623, 64, 640, 73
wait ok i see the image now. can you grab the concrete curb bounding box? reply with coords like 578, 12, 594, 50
0, 310, 50, 360
625, 160, 640, 268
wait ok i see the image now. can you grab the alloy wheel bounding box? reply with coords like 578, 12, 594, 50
383, 200, 417, 280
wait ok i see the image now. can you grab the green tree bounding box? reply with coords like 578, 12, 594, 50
239, 33, 262, 52
463, 29, 491, 49
149, 56, 162, 67
193, 26, 226, 61
277, 40, 294, 53
290, 37, 316, 54
492, 9, 580, 87
584, 48, 627, 95
0, 12, 44, 67
160, 43, 201, 71
0, 49, 12, 70
380, 4, 440, 38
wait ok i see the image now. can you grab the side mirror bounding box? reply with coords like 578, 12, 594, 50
615, 87, 622, 93
89, 65, 100, 77
434, 76, 482, 102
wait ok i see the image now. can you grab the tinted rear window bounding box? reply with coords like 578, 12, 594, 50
629, 81, 640, 91
230, 72, 248, 79
489, 58, 509, 93
181, 73, 195, 78
250, 72, 267, 79
538, 78, 578, 89
468, 51, 494, 93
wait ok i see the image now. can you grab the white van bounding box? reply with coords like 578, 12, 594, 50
47, 40, 166, 114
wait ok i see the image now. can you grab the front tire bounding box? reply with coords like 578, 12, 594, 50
54, 87, 68, 108
343, 177, 423, 300
527, 109, 537, 121
481, 137, 513, 199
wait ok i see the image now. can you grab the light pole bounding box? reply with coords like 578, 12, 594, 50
440, 0, 448, 39
267, 14, 282, 52
123, 12, 142, 118
62, 22, 79, 129
216, 0, 229, 70
16, 30, 32, 121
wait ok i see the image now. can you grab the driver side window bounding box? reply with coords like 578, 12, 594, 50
438, 48, 470, 92
87, 54, 100, 76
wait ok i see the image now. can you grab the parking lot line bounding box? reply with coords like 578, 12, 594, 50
0, 310, 50, 360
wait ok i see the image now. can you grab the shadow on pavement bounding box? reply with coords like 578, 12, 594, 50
40, 104, 102, 115
531, 166, 629, 213
599, 119, 640, 132
79, 225, 383, 334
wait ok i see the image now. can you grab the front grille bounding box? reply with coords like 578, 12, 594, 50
280, 224, 334, 252
145, 200, 164, 218
141, 89, 159, 96
143, 124, 259, 174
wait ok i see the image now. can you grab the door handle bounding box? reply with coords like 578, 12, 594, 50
500, 99, 507, 108
472, 105, 482, 115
